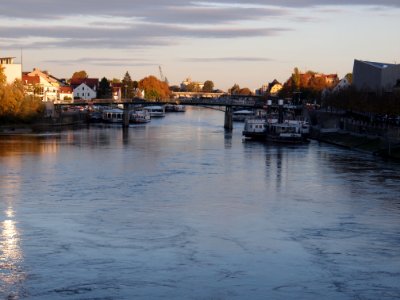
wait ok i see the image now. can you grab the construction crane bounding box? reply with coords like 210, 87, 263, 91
159, 66, 168, 84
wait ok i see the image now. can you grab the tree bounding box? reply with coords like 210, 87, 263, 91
202, 80, 214, 92
238, 87, 253, 95
291, 67, 301, 90
345, 73, 353, 84
122, 71, 134, 98
186, 82, 200, 92
98, 77, 111, 99
1, 66, 44, 123
229, 83, 240, 95
138, 75, 171, 101
71, 70, 88, 81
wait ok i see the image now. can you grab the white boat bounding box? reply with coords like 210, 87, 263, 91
242, 117, 267, 140
265, 120, 308, 144
174, 104, 186, 112
130, 110, 151, 124
102, 108, 123, 123
233, 109, 254, 122
144, 105, 165, 117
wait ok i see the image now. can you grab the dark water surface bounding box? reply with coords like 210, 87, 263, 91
1, 107, 400, 299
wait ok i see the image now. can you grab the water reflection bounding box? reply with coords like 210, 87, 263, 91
0, 135, 60, 157
1, 207, 24, 298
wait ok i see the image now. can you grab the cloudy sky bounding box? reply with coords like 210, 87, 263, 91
0, 0, 399, 90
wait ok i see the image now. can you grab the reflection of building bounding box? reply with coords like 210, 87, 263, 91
0, 57, 22, 84
353, 59, 400, 92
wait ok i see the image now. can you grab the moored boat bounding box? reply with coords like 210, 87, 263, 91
242, 117, 267, 140
144, 105, 165, 117
233, 109, 254, 122
130, 110, 151, 124
102, 108, 123, 123
265, 120, 308, 144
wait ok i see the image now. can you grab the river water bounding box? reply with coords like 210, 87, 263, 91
1, 107, 400, 300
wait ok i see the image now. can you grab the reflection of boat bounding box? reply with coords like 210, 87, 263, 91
130, 110, 151, 124
233, 109, 254, 122
242, 118, 267, 140
144, 106, 165, 117
102, 108, 123, 123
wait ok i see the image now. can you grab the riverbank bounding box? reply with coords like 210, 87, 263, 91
0, 111, 87, 134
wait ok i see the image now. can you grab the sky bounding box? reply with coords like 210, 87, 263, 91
0, 0, 399, 91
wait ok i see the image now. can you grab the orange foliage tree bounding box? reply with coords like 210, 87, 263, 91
138, 75, 171, 100
0, 66, 44, 123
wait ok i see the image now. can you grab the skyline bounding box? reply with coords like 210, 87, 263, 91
0, 1, 399, 91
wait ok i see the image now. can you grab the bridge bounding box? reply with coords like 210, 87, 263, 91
53, 96, 301, 130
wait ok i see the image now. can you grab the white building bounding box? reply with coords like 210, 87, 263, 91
332, 76, 351, 93
0, 57, 22, 84
23, 68, 60, 102
353, 59, 400, 92
74, 83, 97, 100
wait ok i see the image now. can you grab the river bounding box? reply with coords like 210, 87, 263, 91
1, 107, 400, 299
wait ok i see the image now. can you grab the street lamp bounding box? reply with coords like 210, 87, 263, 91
124, 84, 128, 100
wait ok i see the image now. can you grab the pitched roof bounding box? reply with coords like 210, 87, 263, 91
22, 74, 40, 85
59, 86, 73, 93
71, 78, 99, 89
357, 60, 396, 69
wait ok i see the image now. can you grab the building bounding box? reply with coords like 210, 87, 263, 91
0, 57, 22, 84
332, 76, 351, 93
256, 79, 283, 96
22, 68, 61, 101
58, 86, 74, 102
353, 59, 400, 92
71, 78, 99, 100
180, 77, 204, 91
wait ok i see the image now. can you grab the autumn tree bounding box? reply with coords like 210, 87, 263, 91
0, 66, 44, 123
202, 80, 214, 92
238, 87, 253, 95
71, 70, 88, 81
229, 83, 240, 95
138, 75, 171, 101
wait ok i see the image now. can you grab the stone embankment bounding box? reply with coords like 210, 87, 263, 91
309, 110, 400, 160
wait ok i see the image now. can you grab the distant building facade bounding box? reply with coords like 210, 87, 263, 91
180, 77, 204, 92
0, 57, 22, 84
71, 78, 99, 100
353, 59, 400, 92
22, 68, 61, 101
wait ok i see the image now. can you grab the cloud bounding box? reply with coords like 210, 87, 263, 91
43, 57, 156, 67
181, 57, 273, 62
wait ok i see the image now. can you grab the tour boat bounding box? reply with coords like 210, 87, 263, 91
130, 110, 151, 124
102, 108, 123, 123
173, 104, 186, 112
242, 117, 267, 140
265, 120, 308, 144
143, 105, 165, 117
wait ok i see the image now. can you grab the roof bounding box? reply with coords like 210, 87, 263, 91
22, 74, 40, 85
71, 78, 99, 89
357, 60, 397, 69
59, 86, 73, 93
